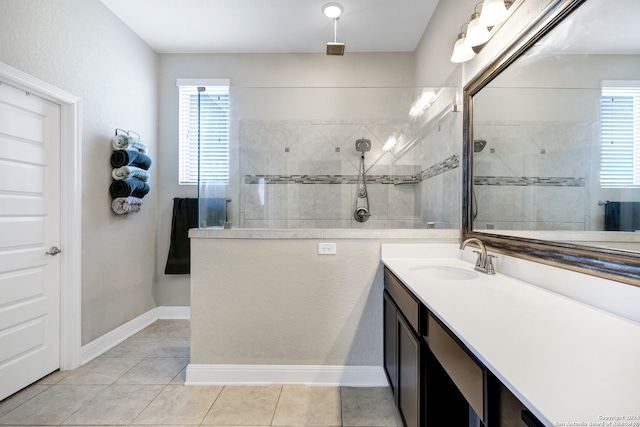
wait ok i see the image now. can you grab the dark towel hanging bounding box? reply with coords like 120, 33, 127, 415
165, 197, 229, 274
604, 202, 640, 231
165, 198, 199, 274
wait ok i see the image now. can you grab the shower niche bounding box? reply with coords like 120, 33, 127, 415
199, 85, 462, 230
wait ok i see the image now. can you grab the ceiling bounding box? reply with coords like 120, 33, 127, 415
100, 0, 439, 54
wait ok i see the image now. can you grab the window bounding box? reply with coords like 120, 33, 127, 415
177, 79, 230, 185
600, 81, 640, 188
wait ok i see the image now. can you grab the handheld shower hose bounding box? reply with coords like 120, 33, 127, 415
354, 139, 371, 222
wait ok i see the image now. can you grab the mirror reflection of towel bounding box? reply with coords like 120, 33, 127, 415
604, 202, 640, 231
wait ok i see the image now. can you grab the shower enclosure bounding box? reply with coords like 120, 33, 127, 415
198, 85, 462, 229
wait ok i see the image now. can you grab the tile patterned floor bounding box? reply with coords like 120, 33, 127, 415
0, 320, 403, 426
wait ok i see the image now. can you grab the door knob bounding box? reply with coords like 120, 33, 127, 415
45, 246, 62, 256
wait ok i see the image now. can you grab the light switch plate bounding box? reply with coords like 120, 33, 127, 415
318, 242, 337, 255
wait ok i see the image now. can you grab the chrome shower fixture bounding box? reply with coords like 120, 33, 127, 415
355, 138, 371, 152
327, 42, 345, 56
474, 139, 487, 152
354, 138, 371, 222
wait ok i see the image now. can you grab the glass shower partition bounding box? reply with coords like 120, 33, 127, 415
196, 86, 229, 228
198, 85, 462, 229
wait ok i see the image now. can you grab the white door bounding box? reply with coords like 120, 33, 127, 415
0, 82, 61, 401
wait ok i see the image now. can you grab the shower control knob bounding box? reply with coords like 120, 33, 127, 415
354, 207, 371, 222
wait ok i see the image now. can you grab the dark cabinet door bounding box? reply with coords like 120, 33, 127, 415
398, 314, 421, 427
383, 291, 398, 398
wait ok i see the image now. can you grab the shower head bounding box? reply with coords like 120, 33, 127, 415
326, 42, 345, 55
474, 139, 487, 152
355, 138, 371, 152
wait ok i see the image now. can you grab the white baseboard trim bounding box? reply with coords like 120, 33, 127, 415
80, 306, 190, 365
185, 364, 389, 387
157, 306, 191, 319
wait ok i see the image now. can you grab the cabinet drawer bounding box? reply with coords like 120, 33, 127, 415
427, 313, 485, 421
384, 268, 421, 334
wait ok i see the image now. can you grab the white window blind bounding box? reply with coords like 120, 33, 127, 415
601, 82, 640, 188
177, 80, 230, 185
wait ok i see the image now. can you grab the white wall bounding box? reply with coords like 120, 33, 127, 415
156, 53, 415, 306
0, 0, 159, 344
189, 231, 459, 368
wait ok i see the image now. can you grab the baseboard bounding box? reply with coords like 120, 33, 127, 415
80, 306, 190, 365
185, 364, 389, 387
157, 306, 191, 319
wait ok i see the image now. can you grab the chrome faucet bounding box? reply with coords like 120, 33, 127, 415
460, 238, 496, 275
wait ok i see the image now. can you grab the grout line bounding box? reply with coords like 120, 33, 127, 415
129, 382, 170, 426
269, 384, 284, 426
339, 386, 344, 427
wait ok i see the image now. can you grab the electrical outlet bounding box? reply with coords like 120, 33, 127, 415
318, 242, 337, 255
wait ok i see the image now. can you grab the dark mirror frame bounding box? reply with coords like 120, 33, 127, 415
462, 0, 640, 287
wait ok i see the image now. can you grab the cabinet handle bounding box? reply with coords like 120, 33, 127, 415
521, 410, 544, 427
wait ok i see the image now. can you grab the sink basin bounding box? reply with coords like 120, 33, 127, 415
409, 265, 479, 280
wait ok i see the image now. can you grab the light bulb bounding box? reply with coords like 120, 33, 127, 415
465, 13, 492, 47
416, 91, 436, 109
409, 103, 424, 118
478, 0, 509, 27
383, 136, 398, 152
450, 34, 476, 63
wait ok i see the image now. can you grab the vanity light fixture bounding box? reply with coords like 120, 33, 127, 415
409, 102, 425, 118
450, 24, 476, 63
409, 90, 438, 118
450, 1, 515, 63
383, 135, 398, 152
478, 0, 509, 27
465, 4, 492, 47
416, 90, 436, 109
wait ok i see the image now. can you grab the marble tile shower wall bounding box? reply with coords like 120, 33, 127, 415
239, 120, 425, 229
415, 109, 462, 229
472, 121, 595, 230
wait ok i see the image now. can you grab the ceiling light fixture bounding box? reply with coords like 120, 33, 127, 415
323, 2, 345, 55
450, 24, 476, 63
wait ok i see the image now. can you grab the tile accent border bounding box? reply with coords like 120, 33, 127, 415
244, 174, 416, 185
185, 364, 389, 387
474, 176, 585, 187
244, 155, 460, 186
418, 154, 459, 181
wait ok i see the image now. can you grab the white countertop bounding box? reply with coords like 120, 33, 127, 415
381, 244, 640, 427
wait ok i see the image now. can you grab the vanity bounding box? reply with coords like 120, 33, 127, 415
381, 243, 640, 427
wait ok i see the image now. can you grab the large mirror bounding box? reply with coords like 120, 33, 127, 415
463, 0, 640, 286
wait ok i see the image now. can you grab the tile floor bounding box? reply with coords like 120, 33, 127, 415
0, 320, 403, 427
